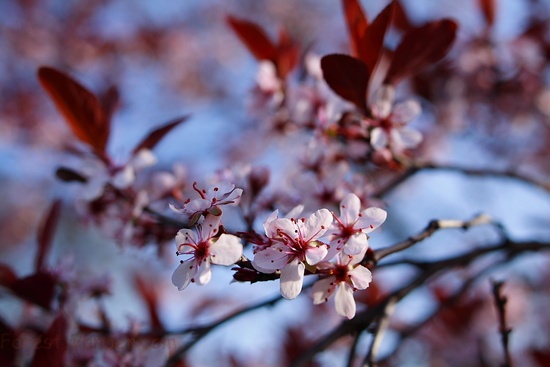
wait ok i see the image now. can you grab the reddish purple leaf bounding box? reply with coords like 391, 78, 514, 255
393, 0, 414, 33
30, 314, 68, 367
37, 67, 109, 155
275, 27, 299, 79
0, 316, 16, 366
321, 54, 369, 112
385, 19, 458, 84
132, 116, 188, 154
100, 85, 120, 127
134, 276, 164, 334
227, 15, 278, 62
341, 0, 369, 58
0, 264, 17, 288
479, 0, 496, 27
359, 1, 395, 72
35, 200, 62, 272
10, 272, 57, 310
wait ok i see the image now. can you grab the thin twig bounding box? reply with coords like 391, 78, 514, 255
491, 279, 513, 367
362, 298, 397, 367
374, 213, 497, 262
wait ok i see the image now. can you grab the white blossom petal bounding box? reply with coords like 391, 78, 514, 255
196, 260, 212, 285
344, 233, 368, 255
252, 246, 290, 273
112, 165, 135, 189
370, 127, 388, 151
184, 198, 211, 214
335, 283, 356, 319
280, 259, 305, 299
305, 245, 328, 265
312, 277, 336, 304
349, 266, 372, 290
131, 149, 157, 170
285, 205, 304, 219
391, 127, 423, 150
392, 99, 422, 123
340, 193, 361, 225
302, 208, 332, 240
356, 207, 388, 233
200, 214, 221, 239
171, 261, 196, 290
209, 234, 243, 265
372, 85, 395, 119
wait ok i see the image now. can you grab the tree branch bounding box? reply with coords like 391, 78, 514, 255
491, 279, 513, 367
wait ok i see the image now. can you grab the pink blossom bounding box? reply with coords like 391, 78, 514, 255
172, 214, 243, 290
253, 208, 332, 299
312, 253, 372, 319
369, 85, 423, 154
327, 193, 387, 258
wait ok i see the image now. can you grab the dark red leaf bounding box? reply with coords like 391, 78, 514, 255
275, 27, 299, 79
385, 19, 458, 84
37, 67, 109, 155
132, 116, 188, 154
0, 316, 17, 366
479, 0, 496, 27
226, 16, 278, 62
359, 1, 395, 72
341, 0, 369, 58
100, 85, 120, 127
393, 0, 414, 33
35, 200, 61, 272
10, 272, 57, 310
135, 276, 164, 334
321, 54, 369, 112
30, 314, 68, 367
0, 264, 17, 288
55, 167, 87, 183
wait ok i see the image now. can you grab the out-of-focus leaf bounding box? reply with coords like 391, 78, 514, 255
360, 1, 394, 72
393, 0, 414, 32
385, 19, 458, 84
10, 272, 57, 310
134, 276, 164, 334
341, 0, 369, 58
30, 313, 68, 367
35, 200, 61, 272
321, 54, 369, 112
55, 167, 87, 183
479, 0, 496, 27
0, 264, 17, 288
132, 116, 188, 154
226, 16, 278, 61
0, 316, 16, 366
37, 67, 109, 155
100, 85, 120, 127
276, 27, 299, 79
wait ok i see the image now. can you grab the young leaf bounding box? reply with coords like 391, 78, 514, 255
276, 27, 299, 79
35, 200, 62, 272
226, 15, 278, 62
37, 67, 110, 154
321, 54, 370, 112
100, 85, 120, 127
0, 264, 17, 288
341, 0, 369, 58
479, 0, 496, 27
384, 19, 458, 84
11, 272, 57, 310
360, 1, 395, 72
135, 276, 164, 334
393, 0, 414, 33
132, 116, 188, 154
30, 313, 68, 367
0, 316, 16, 366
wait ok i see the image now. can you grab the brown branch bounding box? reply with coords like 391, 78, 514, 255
362, 298, 397, 367
373, 161, 550, 199
374, 213, 498, 262
491, 279, 513, 367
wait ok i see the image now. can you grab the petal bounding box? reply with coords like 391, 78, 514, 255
303, 208, 332, 240
391, 127, 423, 150
280, 259, 305, 299
343, 233, 368, 255
311, 277, 336, 304
339, 193, 361, 225
221, 188, 242, 204
370, 127, 388, 150
171, 261, 196, 290
252, 246, 290, 273
131, 149, 157, 170
263, 210, 280, 238
112, 165, 135, 189
392, 99, 422, 123
82, 176, 107, 201
168, 203, 186, 214
349, 266, 372, 290
356, 207, 387, 233
372, 85, 395, 119
270, 218, 298, 240
195, 260, 212, 285
184, 198, 211, 214
305, 244, 328, 265
285, 205, 304, 219
210, 234, 243, 265
209, 182, 234, 199
335, 283, 356, 319
200, 214, 221, 240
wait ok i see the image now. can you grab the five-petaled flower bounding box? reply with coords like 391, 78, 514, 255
172, 214, 243, 290
327, 193, 387, 258
368, 85, 423, 155
312, 252, 373, 319
253, 208, 332, 299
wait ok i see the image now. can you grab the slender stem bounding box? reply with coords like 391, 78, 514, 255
491, 280, 513, 367
363, 298, 397, 367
